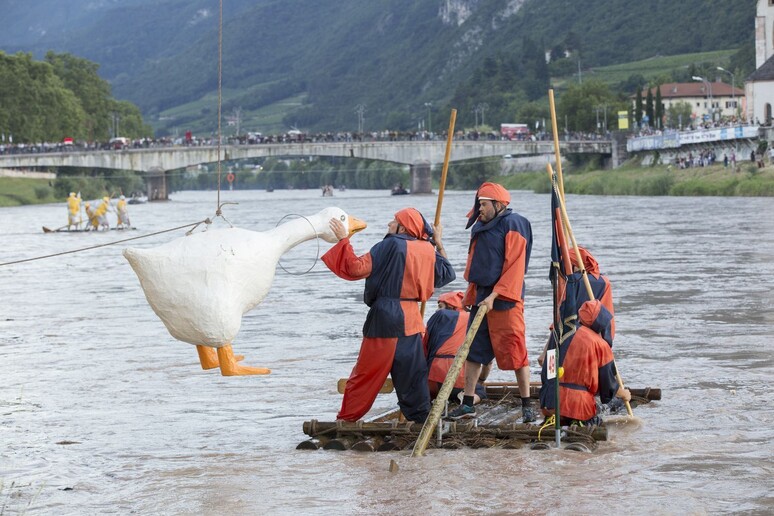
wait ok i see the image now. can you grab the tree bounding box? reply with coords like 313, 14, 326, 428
557, 80, 619, 133
0, 52, 86, 142
45, 52, 113, 141
634, 88, 643, 127
645, 88, 654, 128
654, 86, 664, 130
666, 101, 693, 129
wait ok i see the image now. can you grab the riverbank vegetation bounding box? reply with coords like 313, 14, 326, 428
498, 161, 774, 196
0, 177, 58, 207
7, 157, 774, 209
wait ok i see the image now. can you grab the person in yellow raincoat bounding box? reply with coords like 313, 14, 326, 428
95, 196, 111, 230
116, 195, 131, 228
67, 192, 81, 230
84, 202, 99, 230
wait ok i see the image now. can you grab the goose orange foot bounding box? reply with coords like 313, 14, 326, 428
196, 345, 245, 370
217, 344, 271, 376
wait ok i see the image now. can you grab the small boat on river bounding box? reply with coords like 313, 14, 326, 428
42, 226, 138, 233
298, 382, 660, 452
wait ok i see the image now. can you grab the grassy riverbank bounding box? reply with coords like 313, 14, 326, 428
0, 177, 58, 207
499, 161, 774, 196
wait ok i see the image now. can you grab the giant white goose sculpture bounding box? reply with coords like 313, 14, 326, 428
123, 207, 366, 376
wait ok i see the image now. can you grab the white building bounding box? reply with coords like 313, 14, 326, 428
746, 0, 774, 124
637, 82, 743, 127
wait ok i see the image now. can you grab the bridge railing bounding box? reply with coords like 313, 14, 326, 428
626, 125, 760, 152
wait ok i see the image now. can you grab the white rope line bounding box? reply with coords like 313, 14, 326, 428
0, 219, 211, 267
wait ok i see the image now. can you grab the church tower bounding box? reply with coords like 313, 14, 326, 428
755, 0, 774, 68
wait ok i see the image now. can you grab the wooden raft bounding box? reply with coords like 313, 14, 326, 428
298, 384, 660, 452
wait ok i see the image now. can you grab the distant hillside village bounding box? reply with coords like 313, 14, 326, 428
633, 0, 774, 128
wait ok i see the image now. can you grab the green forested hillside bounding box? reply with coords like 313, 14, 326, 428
0, 0, 758, 135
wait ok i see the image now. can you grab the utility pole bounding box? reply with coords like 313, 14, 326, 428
111, 111, 120, 138
692, 76, 713, 122
231, 107, 243, 135
717, 67, 736, 120
594, 106, 600, 132
354, 104, 366, 134
475, 102, 489, 128
424, 102, 432, 134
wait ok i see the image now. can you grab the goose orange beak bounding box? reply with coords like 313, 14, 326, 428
348, 216, 367, 237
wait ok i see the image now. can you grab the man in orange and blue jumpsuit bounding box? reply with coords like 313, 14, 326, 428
538, 246, 615, 366
539, 300, 630, 425
424, 291, 488, 403
323, 208, 455, 423
448, 182, 535, 421
424, 292, 467, 398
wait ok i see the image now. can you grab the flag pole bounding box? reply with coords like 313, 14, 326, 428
547, 166, 567, 447
420, 108, 457, 318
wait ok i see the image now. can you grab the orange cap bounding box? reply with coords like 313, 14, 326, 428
438, 291, 464, 310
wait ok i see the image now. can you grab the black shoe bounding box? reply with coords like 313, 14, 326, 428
446, 404, 476, 420
522, 406, 537, 423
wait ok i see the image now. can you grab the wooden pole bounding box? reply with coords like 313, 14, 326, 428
548, 163, 633, 417
420, 109, 457, 318
548, 89, 566, 202
411, 305, 488, 457
42, 224, 70, 233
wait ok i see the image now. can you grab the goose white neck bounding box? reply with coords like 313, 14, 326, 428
268, 215, 323, 254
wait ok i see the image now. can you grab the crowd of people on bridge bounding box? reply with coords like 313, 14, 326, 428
1, 127, 614, 157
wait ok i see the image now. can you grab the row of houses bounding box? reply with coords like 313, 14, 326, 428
638, 1, 774, 127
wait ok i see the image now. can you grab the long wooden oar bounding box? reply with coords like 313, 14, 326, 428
337, 377, 393, 395
42, 224, 70, 233
411, 304, 488, 457
547, 163, 633, 417
548, 89, 566, 202
420, 108, 457, 318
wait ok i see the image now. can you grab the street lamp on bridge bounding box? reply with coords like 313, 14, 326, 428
692, 76, 714, 122
354, 104, 366, 135
474, 103, 489, 129
716, 66, 737, 119
424, 102, 432, 134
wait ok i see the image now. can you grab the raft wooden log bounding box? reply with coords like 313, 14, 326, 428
303, 420, 607, 441
296, 437, 331, 450
323, 436, 358, 451
352, 436, 384, 452
378, 437, 412, 452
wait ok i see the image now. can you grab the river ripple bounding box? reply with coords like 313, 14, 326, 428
1, 189, 772, 514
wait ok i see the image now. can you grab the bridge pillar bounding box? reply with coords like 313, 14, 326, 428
611, 132, 629, 169
146, 167, 168, 201
410, 160, 432, 194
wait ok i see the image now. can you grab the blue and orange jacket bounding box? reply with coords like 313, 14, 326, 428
322, 233, 455, 338
463, 208, 532, 310
558, 247, 615, 344
540, 301, 618, 421
423, 308, 469, 389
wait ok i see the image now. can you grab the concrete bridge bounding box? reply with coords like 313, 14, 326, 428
0, 138, 619, 199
